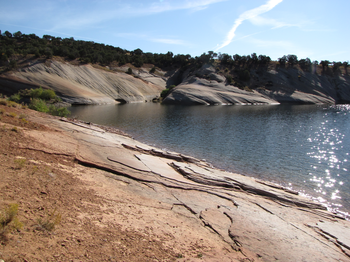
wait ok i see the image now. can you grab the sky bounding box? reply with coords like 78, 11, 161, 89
0, 0, 349, 62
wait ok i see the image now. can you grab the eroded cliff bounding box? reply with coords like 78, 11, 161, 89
163, 64, 350, 105
1, 60, 350, 106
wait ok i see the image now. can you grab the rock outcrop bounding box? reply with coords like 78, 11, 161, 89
1, 60, 164, 104
24, 114, 350, 261
163, 65, 350, 105
1, 61, 350, 105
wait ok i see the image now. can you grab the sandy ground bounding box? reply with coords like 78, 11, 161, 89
0, 105, 243, 261
1, 103, 350, 262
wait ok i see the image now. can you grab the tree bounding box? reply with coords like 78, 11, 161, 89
250, 53, 258, 66
278, 55, 287, 68
299, 58, 311, 71
219, 53, 232, 65
343, 61, 349, 75
287, 54, 298, 67
13, 31, 23, 39
258, 55, 271, 67
320, 60, 330, 73
132, 48, 143, 56
332, 61, 342, 75
43, 35, 53, 41
3, 31, 12, 38
233, 54, 242, 65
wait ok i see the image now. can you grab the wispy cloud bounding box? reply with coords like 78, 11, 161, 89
151, 38, 187, 45
249, 16, 294, 29
215, 0, 283, 51
115, 32, 188, 46
50, 0, 226, 31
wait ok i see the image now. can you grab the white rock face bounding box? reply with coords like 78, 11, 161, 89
163, 65, 350, 105
11, 61, 164, 104
2, 61, 350, 105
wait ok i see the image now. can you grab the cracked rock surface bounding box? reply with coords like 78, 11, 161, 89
24, 114, 350, 261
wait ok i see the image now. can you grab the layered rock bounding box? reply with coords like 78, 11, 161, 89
163, 65, 350, 105
1, 60, 164, 104
23, 114, 350, 261
1, 61, 350, 106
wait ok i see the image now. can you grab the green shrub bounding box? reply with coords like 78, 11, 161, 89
226, 74, 233, 84
14, 158, 26, 169
7, 101, 19, 108
30, 87, 43, 99
29, 98, 49, 112
0, 99, 7, 106
0, 203, 23, 240
9, 93, 21, 103
41, 89, 57, 100
35, 208, 61, 231
160, 88, 170, 98
8, 112, 17, 118
30, 87, 57, 101
48, 105, 70, 117
238, 69, 251, 81
150, 66, 156, 73
127, 67, 133, 74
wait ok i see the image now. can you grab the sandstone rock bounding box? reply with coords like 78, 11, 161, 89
3, 61, 164, 104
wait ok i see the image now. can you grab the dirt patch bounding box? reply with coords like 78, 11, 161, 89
0, 105, 177, 261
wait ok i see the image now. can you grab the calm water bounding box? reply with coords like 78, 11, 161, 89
69, 103, 350, 218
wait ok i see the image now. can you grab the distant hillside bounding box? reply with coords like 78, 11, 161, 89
1, 30, 349, 105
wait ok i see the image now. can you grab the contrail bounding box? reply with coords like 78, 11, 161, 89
215, 0, 283, 51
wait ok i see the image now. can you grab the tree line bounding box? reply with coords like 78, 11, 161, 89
0, 30, 348, 76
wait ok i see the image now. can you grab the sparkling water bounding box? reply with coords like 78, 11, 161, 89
69, 103, 350, 218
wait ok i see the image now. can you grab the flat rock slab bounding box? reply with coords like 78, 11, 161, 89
24, 114, 350, 261
315, 220, 350, 252
135, 154, 198, 185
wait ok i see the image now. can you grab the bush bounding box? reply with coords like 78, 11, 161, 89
0, 203, 23, 240
150, 66, 156, 73
48, 105, 70, 117
30, 87, 57, 101
0, 98, 7, 106
9, 93, 21, 103
9, 112, 17, 118
226, 74, 233, 84
30, 87, 43, 99
126, 67, 133, 74
160, 88, 170, 98
239, 70, 250, 81
35, 208, 61, 231
29, 98, 49, 112
41, 89, 57, 100
14, 158, 26, 169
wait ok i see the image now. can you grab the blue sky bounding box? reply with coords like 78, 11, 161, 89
1, 0, 349, 62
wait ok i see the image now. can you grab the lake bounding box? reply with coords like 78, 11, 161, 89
68, 103, 350, 218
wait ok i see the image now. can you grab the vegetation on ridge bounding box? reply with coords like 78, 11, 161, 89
1, 30, 348, 75
0, 30, 349, 102
6, 87, 70, 117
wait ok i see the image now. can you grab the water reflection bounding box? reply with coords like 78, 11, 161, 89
305, 105, 350, 217
69, 103, 350, 218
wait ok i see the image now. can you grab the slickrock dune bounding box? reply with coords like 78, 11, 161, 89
1, 61, 350, 106
0, 60, 164, 104
2, 105, 349, 261
163, 65, 350, 105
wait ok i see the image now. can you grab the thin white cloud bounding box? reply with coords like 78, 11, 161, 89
115, 32, 187, 46
215, 0, 283, 51
151, 38, 187, 45
249, 16, 293, 29
49, 0, 226, 31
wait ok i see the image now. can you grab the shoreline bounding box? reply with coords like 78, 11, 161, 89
1, 104, 350, 261
68, 115, 349, 221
